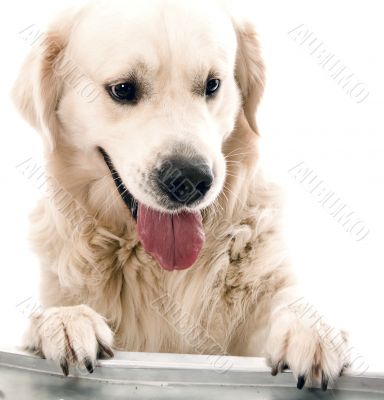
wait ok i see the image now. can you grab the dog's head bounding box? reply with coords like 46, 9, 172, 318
13, 0, 265, 271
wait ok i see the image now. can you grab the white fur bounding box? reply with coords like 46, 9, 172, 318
13, 0, 348, 388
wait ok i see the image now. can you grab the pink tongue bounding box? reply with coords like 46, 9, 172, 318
137, 204, 205, 271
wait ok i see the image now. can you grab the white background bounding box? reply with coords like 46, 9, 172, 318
0, 0, 383, 372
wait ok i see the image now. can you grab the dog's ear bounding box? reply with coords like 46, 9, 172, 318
232, 18, 265, 134
11, 11, 77, 152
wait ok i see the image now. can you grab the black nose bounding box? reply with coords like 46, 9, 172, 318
157, 157, 214, 205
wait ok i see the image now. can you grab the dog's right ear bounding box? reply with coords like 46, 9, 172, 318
232, 17, 265, 135
12, 11, 78, 152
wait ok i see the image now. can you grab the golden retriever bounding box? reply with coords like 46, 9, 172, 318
12, 0, 348, 390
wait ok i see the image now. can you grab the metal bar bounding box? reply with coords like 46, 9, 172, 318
1, 348, 383, 399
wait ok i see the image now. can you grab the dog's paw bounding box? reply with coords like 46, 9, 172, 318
23, 304, 114, 376
266, 308, 349, 390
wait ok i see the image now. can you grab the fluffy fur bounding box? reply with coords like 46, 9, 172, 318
13, 0, 348, 388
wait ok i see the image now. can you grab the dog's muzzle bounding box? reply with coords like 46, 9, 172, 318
98, 146, 206, 272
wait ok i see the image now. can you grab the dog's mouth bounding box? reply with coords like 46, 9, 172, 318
98, 147, 205, 271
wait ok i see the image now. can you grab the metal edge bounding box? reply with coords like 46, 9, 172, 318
1, 347, 383, 393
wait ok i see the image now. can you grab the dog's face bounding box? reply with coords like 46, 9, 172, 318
13, 0, 265, 270
59, 0, 240, 213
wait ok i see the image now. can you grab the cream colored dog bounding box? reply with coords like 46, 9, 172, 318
13, 0, 348, 390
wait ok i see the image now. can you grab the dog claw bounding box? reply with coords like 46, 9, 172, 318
84, 357, 94, 374
297, 375, 306, 390
280, 362, 289, 372
60, 358, 69, 376
271, 361, 289, 376
321, 372, 329, 391
97, 339, 114, 359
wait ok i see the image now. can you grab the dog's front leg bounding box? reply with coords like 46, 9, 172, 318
23, 304, 114, 375
264, 288, 349, 390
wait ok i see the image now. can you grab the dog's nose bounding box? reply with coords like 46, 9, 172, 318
157, 157, 213, 205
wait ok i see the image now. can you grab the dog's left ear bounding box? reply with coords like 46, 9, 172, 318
11, 10, 78, 152
232, 18, 265, 134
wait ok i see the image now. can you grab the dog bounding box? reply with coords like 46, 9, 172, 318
12, 0, 348, 389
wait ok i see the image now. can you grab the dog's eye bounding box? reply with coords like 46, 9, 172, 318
205, 79, 221, 97
108, 82, 137, 103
